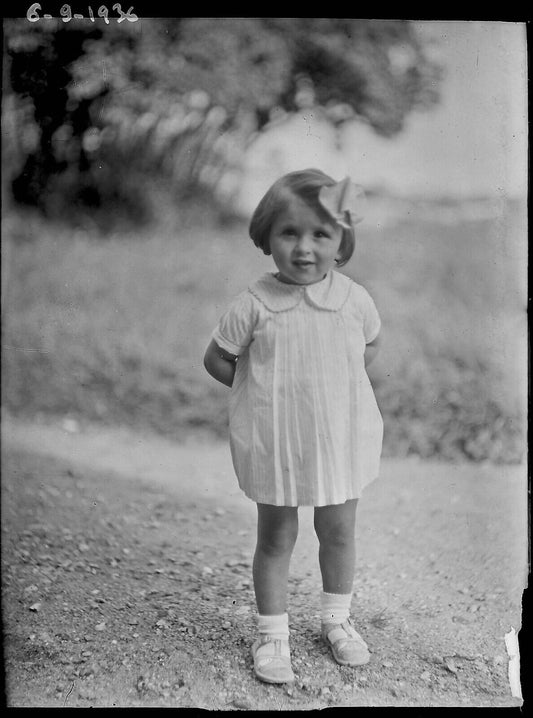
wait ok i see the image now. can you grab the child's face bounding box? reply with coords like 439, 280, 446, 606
268, 195, 343, 285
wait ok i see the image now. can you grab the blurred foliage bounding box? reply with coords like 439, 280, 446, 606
1, 198, 526, 464
3, 17, 443, 228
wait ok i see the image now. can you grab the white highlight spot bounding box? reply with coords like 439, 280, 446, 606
504, 627, 522, 699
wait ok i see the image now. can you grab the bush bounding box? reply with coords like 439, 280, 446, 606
1, 196, 526, 463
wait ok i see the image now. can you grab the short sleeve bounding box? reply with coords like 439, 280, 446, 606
211, 291, 257, 356
359, 287, 381, 343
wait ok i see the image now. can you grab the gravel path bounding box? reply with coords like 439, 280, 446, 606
1, 416, 527, 708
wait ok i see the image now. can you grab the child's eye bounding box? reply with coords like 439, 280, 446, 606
315, 230, 330, 238
281, 227, 297, 236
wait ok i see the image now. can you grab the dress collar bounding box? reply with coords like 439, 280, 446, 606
248, 270, 352, 313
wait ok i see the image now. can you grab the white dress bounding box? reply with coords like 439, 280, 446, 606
211, 270, 383, 507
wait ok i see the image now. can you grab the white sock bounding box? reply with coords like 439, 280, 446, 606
257, 612, 289, 640
321, 591, 352, 624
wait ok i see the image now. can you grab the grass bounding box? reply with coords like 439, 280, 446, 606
1, 196, 527, 463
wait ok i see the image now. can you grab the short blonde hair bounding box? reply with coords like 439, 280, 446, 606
248, 168, 356, 267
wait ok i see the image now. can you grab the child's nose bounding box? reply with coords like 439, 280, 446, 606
295, 233, 313, 252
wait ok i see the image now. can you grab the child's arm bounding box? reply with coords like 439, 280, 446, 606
364, 334, 381, 367
204, 339, 237, 387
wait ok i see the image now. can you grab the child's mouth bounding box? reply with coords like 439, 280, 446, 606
293, 260, 314, 267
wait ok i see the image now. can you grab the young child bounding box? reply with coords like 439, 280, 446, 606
204, 168, 383, 684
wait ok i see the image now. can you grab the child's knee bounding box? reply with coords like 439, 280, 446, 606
256, 514, 298, 556
317, 524, 354, 548
257, 531, 297, 556
314, 510, 355, 547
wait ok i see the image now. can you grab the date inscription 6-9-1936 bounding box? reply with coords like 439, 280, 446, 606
27, 3, 138, 23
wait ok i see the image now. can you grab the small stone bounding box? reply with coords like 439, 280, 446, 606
95, 622, 106, 632
382, 660, 393, 668
420, 671, 431, 681
29, 602, 42, 612
444, 658, 458, 674
232, 698, 252, 710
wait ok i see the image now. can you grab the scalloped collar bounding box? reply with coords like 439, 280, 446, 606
248, 270, 352, 313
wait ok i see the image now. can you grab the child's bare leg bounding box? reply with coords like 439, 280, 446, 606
253, 503, 299, 614
314, 499, 369, 666
251, 503, 298, 683
314, 499, 357, 593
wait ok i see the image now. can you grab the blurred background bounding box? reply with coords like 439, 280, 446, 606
1, 17, 527, 464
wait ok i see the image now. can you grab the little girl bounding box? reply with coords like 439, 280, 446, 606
204, 168, 383, 684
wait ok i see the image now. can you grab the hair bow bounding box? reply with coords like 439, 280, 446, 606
318, 176, 365, 230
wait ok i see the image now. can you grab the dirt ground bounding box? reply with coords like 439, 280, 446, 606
1, 415, 528, 709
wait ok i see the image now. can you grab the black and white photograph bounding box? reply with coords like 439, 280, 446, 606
1, 12, 528, 709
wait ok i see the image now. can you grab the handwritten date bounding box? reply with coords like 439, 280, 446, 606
27, 3, 139, 23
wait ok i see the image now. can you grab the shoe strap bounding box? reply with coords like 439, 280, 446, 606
255, 635, 290, 659
325, 621, 367, 648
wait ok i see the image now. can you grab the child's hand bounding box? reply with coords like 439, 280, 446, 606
364, 335, 381, 368
204, 339, 237, 387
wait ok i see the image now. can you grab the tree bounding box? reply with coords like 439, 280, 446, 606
3, 17, 443, 226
